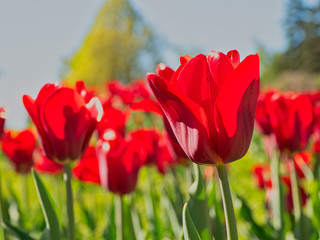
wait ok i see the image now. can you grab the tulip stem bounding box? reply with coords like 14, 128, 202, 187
271, 152, 284, 237
289, 156, 303, 239
64, 163, 75, 240
115, 194, 124, 240
216, 164, 238, 240
21, 174, 29, 213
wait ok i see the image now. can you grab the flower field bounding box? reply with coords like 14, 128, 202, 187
0, 50, 319, 240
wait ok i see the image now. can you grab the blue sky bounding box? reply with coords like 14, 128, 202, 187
0, 0, 287, 129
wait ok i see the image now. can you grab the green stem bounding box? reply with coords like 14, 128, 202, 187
289, 155, 303, 239
115, 194, 124, 240
0, 169, 6, 239
21, 174, 29, 213
216, 164, 238, 240
271, 152, 284, 236
64, 163, 75, 240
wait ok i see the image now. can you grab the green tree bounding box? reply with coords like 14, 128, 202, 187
63, 0, 161, 85
261, 0, 320, 89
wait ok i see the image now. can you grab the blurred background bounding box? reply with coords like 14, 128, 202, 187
1, 0, 319, 129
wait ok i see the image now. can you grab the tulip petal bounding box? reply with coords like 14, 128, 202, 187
206, 51, 235, 99
130, 99, 163, 115
23, 94, 55, 160
214, 54, 260, 162
173, 54, 211, 107
156, 63, 175, 82
227, 50, 240, 68
147, 73, 217, 164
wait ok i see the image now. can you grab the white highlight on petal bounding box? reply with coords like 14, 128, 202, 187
86, 97, 103, 122
102, 129, 116, 141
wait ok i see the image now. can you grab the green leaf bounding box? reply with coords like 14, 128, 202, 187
182, 202, 201, 240
237, 196, 274, 239
310, 179, 320, 236
81, 205, 95, 231
3, 220, 35, 240
188, 164, 211, 239
144, 183, 163, 240
162, 193, 182, 239
130, 206, 147, 240
32, 169, 61, 240
104, 202, 116, 240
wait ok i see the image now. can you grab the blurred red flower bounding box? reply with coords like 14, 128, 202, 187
97, 104, 128, 137
107, 79, 151, 105
23, 83, 103, 163
147, 50, 260, 165
252, 164, 308, 213
1, 129, 35, 173
266, 92, 314, 153
73, 146, 101, 185
255, 91, 275, 135
266, 177, 307, 213
96, 129, 144, 195
33, 148, 64, 175
285, 151, 312, 179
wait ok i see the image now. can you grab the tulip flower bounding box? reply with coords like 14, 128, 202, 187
23, 82, 103, 240
148, 50, 260, 239
97, 104, 128, 137
285, 151, 312, 179
73, 146, 101, 185
107, 79, 151, 105
147, 50, 259, 165
1, 129, 36, 173
128, 128, 160, 166
251, 164, 270, 189
0, 108, 5, 138
33, 148, 64, 175
266, 92, 314, 153
23, 83, 103, 163
265, 177, 307, 213
96, 129, 144, 195
255, 91, 275, 136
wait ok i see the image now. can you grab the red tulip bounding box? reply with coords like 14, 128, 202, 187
107, 79, 150, 105
23, 83, 103, 163
0, 107, 5, 138
73, 146, 101, 185
265, 177, 307, 213
252, 165, 307, 213
255, 91, 275, 135
266, 92, 314, 153
33, 148, 64, 175
147, 50, 260, 165
128, 129, 160, 165
1, 129, 35, 173
97, 104, 128, 137
96, 129, 144, 195
251, 163, 270, 189
285, 151, 312, 179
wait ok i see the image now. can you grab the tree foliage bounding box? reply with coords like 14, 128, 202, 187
273, 0, 320, 73
261, 0, 320, 88
63, 0, 161, 86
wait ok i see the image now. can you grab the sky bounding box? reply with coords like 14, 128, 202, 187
0, 0, 287, 129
